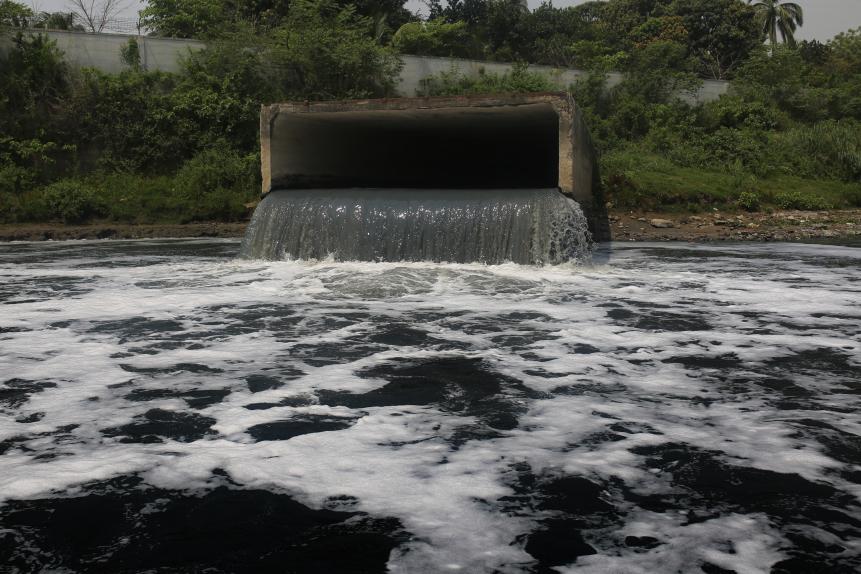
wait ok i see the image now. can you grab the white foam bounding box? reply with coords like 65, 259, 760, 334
1, 239, 859, 572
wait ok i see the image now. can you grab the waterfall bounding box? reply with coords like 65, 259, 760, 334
239, 188, 592, 265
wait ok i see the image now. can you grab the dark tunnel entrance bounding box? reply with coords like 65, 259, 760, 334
268, 104, 560, 190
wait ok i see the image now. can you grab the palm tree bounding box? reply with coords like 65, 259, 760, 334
749, 0, 804, 48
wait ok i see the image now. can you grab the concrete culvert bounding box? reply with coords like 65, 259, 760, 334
242, 93, 609, 263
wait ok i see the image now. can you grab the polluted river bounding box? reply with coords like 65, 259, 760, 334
1, 94, 860, 573
1, 229, 859, 573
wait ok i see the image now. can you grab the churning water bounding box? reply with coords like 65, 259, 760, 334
239, 188, 592, 264
1, 239, 860, 573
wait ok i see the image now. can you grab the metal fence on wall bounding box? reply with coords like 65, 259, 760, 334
14, 13, 145, 35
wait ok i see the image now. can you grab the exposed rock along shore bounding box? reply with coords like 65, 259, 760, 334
0, 209, 858, 243
609, 209, 860, 242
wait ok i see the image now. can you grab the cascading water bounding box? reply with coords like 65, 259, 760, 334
239, 188, 592, 264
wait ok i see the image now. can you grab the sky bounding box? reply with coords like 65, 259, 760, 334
29, 0, 861, 41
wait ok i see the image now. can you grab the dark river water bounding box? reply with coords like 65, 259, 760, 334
0, 239, 859, 573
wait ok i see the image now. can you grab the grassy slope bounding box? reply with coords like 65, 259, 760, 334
602, 153, 861, 213
3, 156, 859, 226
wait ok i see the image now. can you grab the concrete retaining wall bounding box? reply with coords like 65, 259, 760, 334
399, 54, 728, 104
0, 29, 205, 74
0, 29, 728, 103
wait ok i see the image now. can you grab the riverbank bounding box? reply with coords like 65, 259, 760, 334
0, 222, 248, 242
0, 209, 858, 243
610, 208, 861, 241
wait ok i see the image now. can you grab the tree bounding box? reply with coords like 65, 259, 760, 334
140, 0, 284, 38
823, 28, 861, 120
350, 0, 415, 37
0, 0, 33, 27
32, 11, 84, 30
798, 39, 831, 66
67, 0, 128, 33
483, 0, 531, 61
0, 33, 71, 189
392, 19, 477, 58
269, 0, 402, 99
671, 0, 763, 79
749, 0, 803, 48
427, 0, 489, 27
597, 0, 672, 49
142, 0, 413, 39
624, 39, 700, 103
0, 34, 69, 135
829, 27, 861, 74
733, 45, 817, 120
526, 2, 596, 66
162, 0, 401, 154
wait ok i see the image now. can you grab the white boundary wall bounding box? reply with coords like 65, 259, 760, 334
0, 29, 205, 74
399, 54, 729, 104
0, 29, 729, 103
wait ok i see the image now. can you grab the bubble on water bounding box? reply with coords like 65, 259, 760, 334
0, 239, 860, 572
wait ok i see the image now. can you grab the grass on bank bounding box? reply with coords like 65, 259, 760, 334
0, 173, 257, 225
602, 151, 861, 213
3, 162, 861, 226
2, 121, 859, 225
0, 144, 260, 225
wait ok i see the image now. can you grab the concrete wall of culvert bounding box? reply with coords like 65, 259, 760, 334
0, 29, 729, 103
260, 93, 611, 240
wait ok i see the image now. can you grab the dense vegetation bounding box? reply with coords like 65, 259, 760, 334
1, 0, 860, 225
0, 0, 400, 223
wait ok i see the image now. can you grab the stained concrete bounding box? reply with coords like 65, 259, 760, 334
260, 93, 610, 240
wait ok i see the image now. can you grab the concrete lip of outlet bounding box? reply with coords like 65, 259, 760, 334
259, 93, 608, 239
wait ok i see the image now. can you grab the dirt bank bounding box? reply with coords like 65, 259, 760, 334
609, 208, 860, 242
0, 209, 858, 243
0, 222, 248, 242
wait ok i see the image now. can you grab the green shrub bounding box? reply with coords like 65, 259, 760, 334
174, 144, 258, 200
41, 180, 103, 223
700, 96, 785, 131
120, 38, 141, 70
0, 189, 51, 223
782, 120, 861, 182
737, 190, 761, 211
848, 187, 861, 207
187, 187, 250, 222
607, 98, 653, 140
0, 163, 35, 195
172, 144, 258, 222
95, 173, 183, 224
774, 190, 833, 210
418, 63, 556, 96
392, 19, 476, 59
270, 0, 402, 100
602, 171, 642, 210
697, 127, 770, 174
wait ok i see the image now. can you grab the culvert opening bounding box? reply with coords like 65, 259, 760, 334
243, 94, 606, 262
268, 104, 560, 190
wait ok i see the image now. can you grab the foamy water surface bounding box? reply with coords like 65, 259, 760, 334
0, 239, 859, 573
